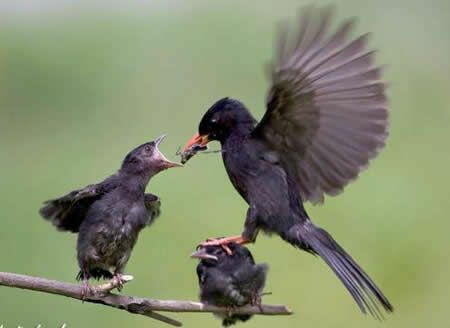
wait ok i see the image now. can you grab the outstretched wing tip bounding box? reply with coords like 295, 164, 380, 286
257, 6, 389, 204
38, 183, 108, 232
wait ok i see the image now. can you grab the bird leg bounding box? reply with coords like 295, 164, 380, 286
251, 293, 264, 312
200, 236, 250, 255
202, 238, 233, 255
225, 304, 237, 317
203, 235, 250, 245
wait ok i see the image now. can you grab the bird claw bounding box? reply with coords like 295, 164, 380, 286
198, 238, 234, 255
80, 280, 93, 301
112, 274, 127, 292
198, 236, 250, 256
251, 295, 262, 306
225, 305, 237, 317
251, 291, 271, 311
250, 294, 264, 313
221, 244, 233, 256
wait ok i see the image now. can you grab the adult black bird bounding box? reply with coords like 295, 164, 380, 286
191, 243, 268, 326
40, 135, 181, 296
181, 7, 393, 317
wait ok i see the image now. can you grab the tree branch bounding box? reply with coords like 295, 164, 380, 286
0, 272, 292, 326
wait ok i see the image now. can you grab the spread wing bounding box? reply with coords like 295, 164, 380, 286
39, 176, 117, 232
253, 6, 388, 204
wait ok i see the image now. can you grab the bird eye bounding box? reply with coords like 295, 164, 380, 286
144, 145, 153, 153
211, 118, 217, 124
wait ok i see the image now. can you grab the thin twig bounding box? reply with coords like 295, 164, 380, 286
0, 272, 293, 326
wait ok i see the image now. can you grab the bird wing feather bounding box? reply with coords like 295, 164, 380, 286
144, 193, 161, 224
253, 6, 388, 204
39, 176, 118, 232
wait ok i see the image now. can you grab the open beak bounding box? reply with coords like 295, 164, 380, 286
154, 134, 183, 168
182, 133, 210, 152
190, 248, 218, 261
155, 134, 167, 146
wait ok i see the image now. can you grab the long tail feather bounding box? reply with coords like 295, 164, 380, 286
285, 222, 393, 318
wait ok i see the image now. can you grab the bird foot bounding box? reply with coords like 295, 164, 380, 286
80, 279, 93, 301
202, 237, 233, 255
225, 305, 237, 317
251, 292, 271, 311
251, 294, 264, 313
250, 295, 261, 307
112, 273, 128, 292
199, 236, 249, 255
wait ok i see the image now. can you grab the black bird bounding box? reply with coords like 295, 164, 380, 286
181, 7, 393, 317
40, 135, 181, 296
191, 243, 268, 326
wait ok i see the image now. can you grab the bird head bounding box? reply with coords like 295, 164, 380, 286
121, 135, 182, 175
182, 98, 256, 154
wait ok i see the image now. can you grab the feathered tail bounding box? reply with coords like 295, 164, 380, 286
284, 221, 393, 318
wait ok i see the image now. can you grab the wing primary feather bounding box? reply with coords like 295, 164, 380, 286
256, 6, 389, 203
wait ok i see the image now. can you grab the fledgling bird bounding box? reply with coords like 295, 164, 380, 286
191, 243, 268, 326
40, 135, 181, 296
181, 7, 393, 317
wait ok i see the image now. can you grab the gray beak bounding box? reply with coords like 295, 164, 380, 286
190, 248, 218, 261
155, 134, 166, 146
154, 134, 183, 168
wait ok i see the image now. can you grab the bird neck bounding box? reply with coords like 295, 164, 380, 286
220, 121, 254, 145
118, 170, 153, 193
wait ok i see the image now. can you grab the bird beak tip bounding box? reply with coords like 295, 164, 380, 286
182, 133, 210, 152
151, 134, 182, 168
155, 134, 167, 146
190, 249, 218, 261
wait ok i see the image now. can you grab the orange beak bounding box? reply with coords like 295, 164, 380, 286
182, 133, 210, 152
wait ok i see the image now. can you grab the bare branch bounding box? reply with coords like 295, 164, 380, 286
0, 272, 182, 326
0, 272, 293, 326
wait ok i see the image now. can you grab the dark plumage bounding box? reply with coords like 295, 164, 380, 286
192, 243, 268, 326
182, 7, 393, 318
40, 135, 181, 295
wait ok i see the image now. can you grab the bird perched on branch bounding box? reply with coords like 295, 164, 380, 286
192, 243, 268, 326
40, 135, 181, 297
181, 6, 393, 317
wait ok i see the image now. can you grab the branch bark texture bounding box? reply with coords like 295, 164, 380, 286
0, 272, 292, 326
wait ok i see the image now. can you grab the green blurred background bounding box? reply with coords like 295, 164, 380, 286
1, 0, 449, 327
